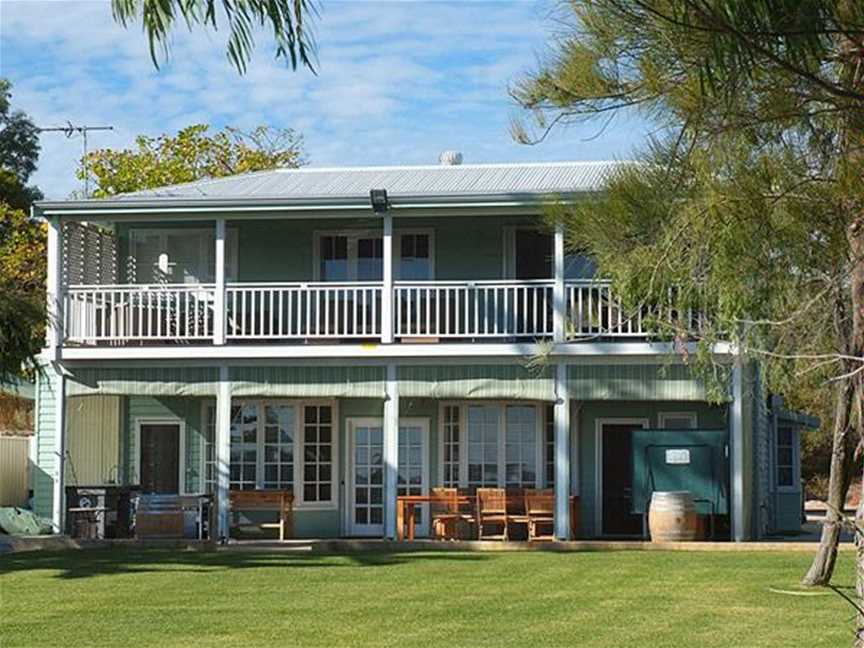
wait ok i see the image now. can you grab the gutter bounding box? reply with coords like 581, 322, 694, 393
33, 191, 589, 218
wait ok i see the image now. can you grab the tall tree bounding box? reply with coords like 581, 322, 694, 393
0, 79, 45, 386
80, 124, 305, 197
514, 0, 864, 600
110, 0, 318, 74
0, 79, 42, 209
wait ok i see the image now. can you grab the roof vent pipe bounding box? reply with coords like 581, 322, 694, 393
438, 151, 463, 166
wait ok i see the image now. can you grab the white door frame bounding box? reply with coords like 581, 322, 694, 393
133, 417, 186, 495
345, 416, 431, 537
594, 417, 649, 537
346, 417, 386, 536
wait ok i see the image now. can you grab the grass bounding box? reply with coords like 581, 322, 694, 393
0, 548, 855, 647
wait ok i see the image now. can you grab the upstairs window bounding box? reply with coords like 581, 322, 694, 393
316, 230, 434, 281
398, 233, 433, 280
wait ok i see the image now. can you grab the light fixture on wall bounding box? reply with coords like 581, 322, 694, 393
369, 188, 388, 214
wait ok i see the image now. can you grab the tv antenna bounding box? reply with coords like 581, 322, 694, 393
37, 122, 114, 198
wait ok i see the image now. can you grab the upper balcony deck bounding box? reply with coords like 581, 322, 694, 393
37, 161, 707, 361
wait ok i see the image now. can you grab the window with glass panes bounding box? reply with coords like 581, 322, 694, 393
230, 404, 257, 490
442, 405, 461, 487
544, 404, 555, 488
203, 400, 335, 506
466, 405, 500, 489
399, 233, 432, 279
263, 404, 295, 490
397, 424, 425, 523
303, 405, 334, 503
505, 405, 537, 488
447, 403, 543, 490
776, 426, 795, 488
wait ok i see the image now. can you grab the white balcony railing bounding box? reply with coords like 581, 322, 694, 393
225, 282, 382, 340
565, 280, 646, 337
61, 279, 660, 345
64, 284, 216, 343
394, 280, 554, 338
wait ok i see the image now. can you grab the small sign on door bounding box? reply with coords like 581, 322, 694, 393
665, 449, 691, 465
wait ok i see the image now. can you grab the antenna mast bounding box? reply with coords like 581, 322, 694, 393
37, 122, 114, 198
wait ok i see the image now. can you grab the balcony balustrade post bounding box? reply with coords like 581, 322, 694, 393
214, 218, 226, 345
553, 223, 566, 343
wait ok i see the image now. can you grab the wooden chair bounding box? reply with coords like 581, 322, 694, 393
229, 490, 294, 541
476, 488, 508, 540
525, 489, 555, 541
505, 487, 529, 538
430, 487, 460, 540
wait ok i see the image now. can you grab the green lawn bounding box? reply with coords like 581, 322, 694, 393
0, 548, 855, 647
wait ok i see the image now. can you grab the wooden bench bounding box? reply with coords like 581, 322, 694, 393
229, 490, 294, 541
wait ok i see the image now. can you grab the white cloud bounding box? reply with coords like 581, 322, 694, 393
1, 0, 649, 199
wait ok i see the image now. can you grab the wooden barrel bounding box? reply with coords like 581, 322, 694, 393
648, 491, 698, 542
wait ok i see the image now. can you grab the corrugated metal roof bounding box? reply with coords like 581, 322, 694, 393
114, 161, 629, 201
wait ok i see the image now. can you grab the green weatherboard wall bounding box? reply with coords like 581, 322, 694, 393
115, 215, 536, 283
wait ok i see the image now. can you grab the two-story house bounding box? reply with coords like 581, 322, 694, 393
31, 158, 808, 542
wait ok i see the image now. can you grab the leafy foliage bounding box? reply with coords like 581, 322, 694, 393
0, 205, 46, 385
0, 79, 42, 209
111, 0, 318, 74
517, 0, 864, 592
80, 124, 306, 197
0, 79, 44, 385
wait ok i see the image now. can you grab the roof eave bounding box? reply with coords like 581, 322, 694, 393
34, 191, 590, 217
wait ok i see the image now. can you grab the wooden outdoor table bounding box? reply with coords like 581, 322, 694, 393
397, 494, 473, 541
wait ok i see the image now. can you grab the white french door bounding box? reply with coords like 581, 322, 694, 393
348, 419, 385, 536
347, 418, 429, 537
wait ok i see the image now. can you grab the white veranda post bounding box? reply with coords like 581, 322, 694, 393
554, 362, 571, 540
730, 360, 745, 542
383, 364, 399, 538
216, 366, 232, 540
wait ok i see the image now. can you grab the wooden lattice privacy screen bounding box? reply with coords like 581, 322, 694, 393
62, 222, 118, 286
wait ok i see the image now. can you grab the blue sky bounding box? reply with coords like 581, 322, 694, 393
1, 0, 651, 199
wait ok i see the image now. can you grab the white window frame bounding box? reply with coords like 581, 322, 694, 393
437, 401, 544, 489
200, 398, 339, 510
657, 411, 698, 429
313, 228, 435, 281
133, 417, 187, 495
775, 424, 800, 493
594, 417, 650, 537
127, 227, 239, 284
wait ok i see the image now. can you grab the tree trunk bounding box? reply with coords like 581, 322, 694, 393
801, 380, 854, 586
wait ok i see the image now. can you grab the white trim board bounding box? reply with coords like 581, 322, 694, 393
59, 341, 736, 362
133, 417, 187, 495
593, 417, 649, 538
